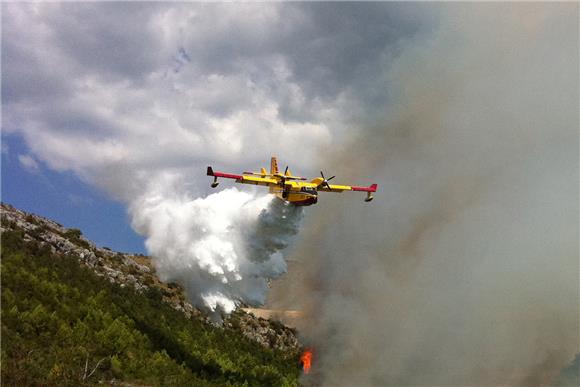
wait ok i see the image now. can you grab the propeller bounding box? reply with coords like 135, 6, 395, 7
279, 166, 290, 198
318, 171, 336, 190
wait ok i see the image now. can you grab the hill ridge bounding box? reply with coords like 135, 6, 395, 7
0, 202, 299, 352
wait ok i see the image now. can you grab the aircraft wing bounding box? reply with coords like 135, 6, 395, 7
312, 179, 378, 193
240, 175, 279, 186
318, 182, 378, 201
293, 179, 378, 193
317, 183, 352, 192
207, 166, 278, 187
348, 183, 378, 193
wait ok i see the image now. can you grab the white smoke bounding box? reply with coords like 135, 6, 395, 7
130, 183, 303, 316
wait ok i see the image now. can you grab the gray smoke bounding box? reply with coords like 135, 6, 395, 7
270, 3, 579, 386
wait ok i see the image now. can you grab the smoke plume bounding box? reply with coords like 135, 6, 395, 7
129, 182, 304, 316
269, 3, 579, 386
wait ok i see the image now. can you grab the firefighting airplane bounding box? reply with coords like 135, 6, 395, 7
207, 156, 377, 206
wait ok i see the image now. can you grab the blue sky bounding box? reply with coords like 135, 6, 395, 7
2, 134, 146, 254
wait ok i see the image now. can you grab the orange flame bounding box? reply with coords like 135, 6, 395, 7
300, 348, 313, 374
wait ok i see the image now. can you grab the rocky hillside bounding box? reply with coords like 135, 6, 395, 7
0, 203, 299, 352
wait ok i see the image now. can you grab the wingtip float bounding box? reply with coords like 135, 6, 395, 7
207, 156, 378, 206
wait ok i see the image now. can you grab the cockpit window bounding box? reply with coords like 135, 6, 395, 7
301, 187, 318, 195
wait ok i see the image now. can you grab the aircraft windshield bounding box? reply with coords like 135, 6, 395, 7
301, 187, 318, 195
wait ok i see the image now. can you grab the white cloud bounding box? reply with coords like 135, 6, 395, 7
2, 3, 422, 196
17, 154, 40, 173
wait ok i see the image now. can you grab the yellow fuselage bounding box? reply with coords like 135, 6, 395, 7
270, 185, 318, 206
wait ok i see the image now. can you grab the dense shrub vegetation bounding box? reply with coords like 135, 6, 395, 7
1, 229, 300, 386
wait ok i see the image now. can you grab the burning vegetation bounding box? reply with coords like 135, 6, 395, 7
300, 348, 313, 374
